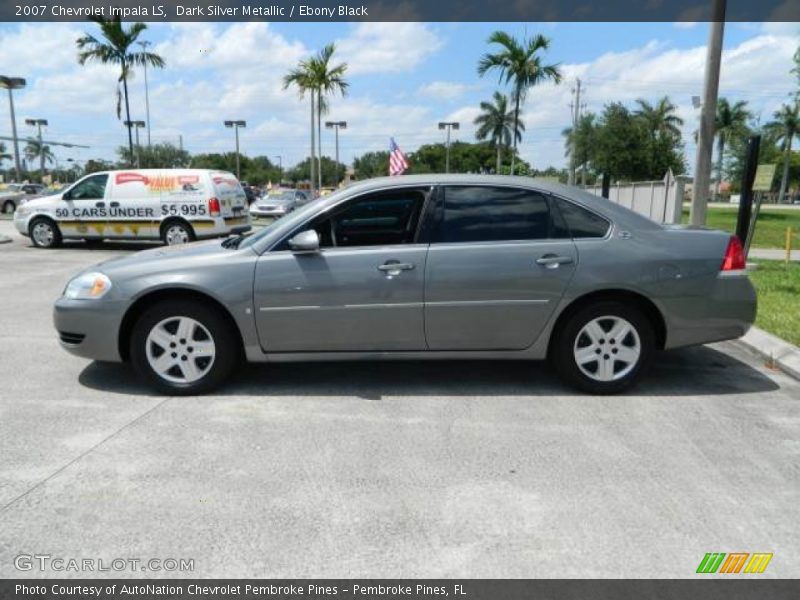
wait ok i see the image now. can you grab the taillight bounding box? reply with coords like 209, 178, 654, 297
208, 197, 220, 217
721, 235, 746, 271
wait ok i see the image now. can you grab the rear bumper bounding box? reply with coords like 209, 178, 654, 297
662, 271, 757, 349
193, 215, 251, 239
53, 297, 126, 362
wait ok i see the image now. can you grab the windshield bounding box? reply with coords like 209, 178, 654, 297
238, 188, 341, 250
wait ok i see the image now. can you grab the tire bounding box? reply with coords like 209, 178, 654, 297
161, 220, 195, 246
552, 301, 655, 395
84, 238, 104, 246
2, 200, 15, 214
29, 217, 62, 249
130, 300, 239, 395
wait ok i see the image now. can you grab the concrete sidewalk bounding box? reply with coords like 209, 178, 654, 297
749, 248, 800, 261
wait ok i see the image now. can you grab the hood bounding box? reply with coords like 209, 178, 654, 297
20, 193, 62, 207
93, 239, 243, 277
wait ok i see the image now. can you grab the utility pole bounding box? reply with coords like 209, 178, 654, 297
690, 0, 726, 226
224, 120, 246, 180
438, 121, 460, 173
24, 118, 48, 179
0, 76, 26, 181
137, 40, 153, 147
568, 78, 582, 187
325, 121, 347, 185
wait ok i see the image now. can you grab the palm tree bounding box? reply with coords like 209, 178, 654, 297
283, 60, 317, 193
24, 140, 55, 169
765, 101, 799, 204
0, 142, 11, 165
562, 112, 597, 186
713, 98, 751, 201
477, 31, 562, 175
307, 44, 348, 188
474, 92, 523, 173
634, 96, 683, 178
76, 16, 164, 162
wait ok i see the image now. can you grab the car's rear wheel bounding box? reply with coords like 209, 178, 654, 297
161, 221, 195, 246
553, 301, 654, 394
130, 301, 238, 395
29, 217, 62, 248
2, 200, 15, 214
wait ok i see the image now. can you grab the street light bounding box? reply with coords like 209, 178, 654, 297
438, 121, 460, 173
123, 120, 146, 167
224, 120, 246, 180
325, 120, 347, 185
137, 40, 153, 147
25, 118, 48, 180
274, 155, 282, 185
0, 75, 26, 181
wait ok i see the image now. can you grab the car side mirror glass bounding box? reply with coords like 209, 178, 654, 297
288, 230, 320, 253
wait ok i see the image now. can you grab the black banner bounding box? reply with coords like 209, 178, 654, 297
2, 0, 800, 22
2, 580, 800, 600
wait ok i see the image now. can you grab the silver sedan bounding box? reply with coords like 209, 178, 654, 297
53, 175, 756, 395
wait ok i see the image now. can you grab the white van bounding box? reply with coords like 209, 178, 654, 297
13, 169, 251, 248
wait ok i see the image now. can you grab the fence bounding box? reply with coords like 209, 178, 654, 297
583, 171, 687, 224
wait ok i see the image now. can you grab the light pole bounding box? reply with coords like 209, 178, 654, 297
274, 155, 282, 185
438, 121, 460, 173
137, 40, 153, 147
224, 120, 246, 180
325, 120, 347, 185
0, 76, 26, 181
25, 118, 48, 179
123, 120, 146, 167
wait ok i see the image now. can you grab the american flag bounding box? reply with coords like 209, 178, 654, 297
389, 138, 409, 176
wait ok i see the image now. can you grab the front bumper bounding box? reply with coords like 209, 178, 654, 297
53, 297, 127, 362
249, 205, 292, 217
13, 214, 29, 236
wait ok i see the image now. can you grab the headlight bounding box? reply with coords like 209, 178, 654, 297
15, 205, 32, 217
64, 272, 112, 300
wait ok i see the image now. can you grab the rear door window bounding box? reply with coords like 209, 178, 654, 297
553, 197, 611, 238
438, 186, 556, 243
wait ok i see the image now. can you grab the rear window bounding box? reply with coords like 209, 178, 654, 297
553, 198, 610, 239
439, 186, 554, 243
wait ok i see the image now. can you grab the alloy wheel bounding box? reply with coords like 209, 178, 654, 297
145, 316, 216, 384
573, 315, 641, 382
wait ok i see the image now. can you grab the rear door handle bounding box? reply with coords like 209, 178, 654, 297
95, 201, 105, 208
536, 254, 574, 269
109, 201, 120, 208
378, 261, 415, 275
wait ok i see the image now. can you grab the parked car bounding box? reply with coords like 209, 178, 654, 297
53, 175, 756, 395
249, 189, 304, 218
1, 183, 46, 214
14, 169, 250, 248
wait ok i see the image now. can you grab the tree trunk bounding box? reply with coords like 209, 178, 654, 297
122, 60, 134, 165
310, 94, 316, 194
317, 89, 322, 189
495, 143, 501, 174
778, 132, 793, 204
511, 90, 520, 176
713, 135, 724, 202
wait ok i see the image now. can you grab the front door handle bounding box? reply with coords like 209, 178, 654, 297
378, 261, 415, 276
536, 254, 574, 269
95, 201, 105, 208
109, 201, 120, 208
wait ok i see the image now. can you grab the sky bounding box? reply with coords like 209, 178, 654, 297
0, 20, 797, 174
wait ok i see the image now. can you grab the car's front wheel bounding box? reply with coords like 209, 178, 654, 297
553, 301, 655, 394
130, 301, 239, 395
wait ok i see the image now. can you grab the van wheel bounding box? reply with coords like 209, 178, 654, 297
552, 301, 654, 395
161, 221, 194, 246
130, 300, 238, 395
2, 200, 15, 214
29, 217, 62, 249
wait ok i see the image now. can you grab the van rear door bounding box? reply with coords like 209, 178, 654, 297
210, 171, 246, 218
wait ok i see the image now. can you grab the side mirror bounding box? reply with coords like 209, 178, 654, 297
62, 191, 72, 201
288, 230, 320, 254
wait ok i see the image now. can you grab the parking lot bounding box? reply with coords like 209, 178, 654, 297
0, 217, 799, 578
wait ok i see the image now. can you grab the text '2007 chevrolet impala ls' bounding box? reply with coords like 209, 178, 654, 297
53, 175, 756, 395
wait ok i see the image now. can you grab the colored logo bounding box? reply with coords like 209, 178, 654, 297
696, 552, 773, 574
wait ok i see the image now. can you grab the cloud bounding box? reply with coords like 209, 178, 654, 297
336, 23, 443, 75
418, 81, 473, 101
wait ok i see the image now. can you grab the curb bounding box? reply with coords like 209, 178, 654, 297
738, 326, 800, 381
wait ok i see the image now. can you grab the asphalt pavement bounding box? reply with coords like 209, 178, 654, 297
0, 220, 798, 578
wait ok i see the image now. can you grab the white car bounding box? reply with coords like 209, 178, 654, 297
13, 169, 251, 248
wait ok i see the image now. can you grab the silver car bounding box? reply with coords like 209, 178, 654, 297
53, 175, 756, 395
249, 190, 306, 218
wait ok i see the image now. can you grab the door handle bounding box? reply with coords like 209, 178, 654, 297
95, 201, 105, 208
378, 261, 415, 275
109, 201, 120, 208
536, 254, 574, 269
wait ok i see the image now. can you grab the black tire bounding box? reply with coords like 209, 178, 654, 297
29, 217, 62, 249
84, 238, 104, 246
552, 301, 655, 395
130, 300, 239, 395
160, 220, 195, 246
2, 200, 15, 214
